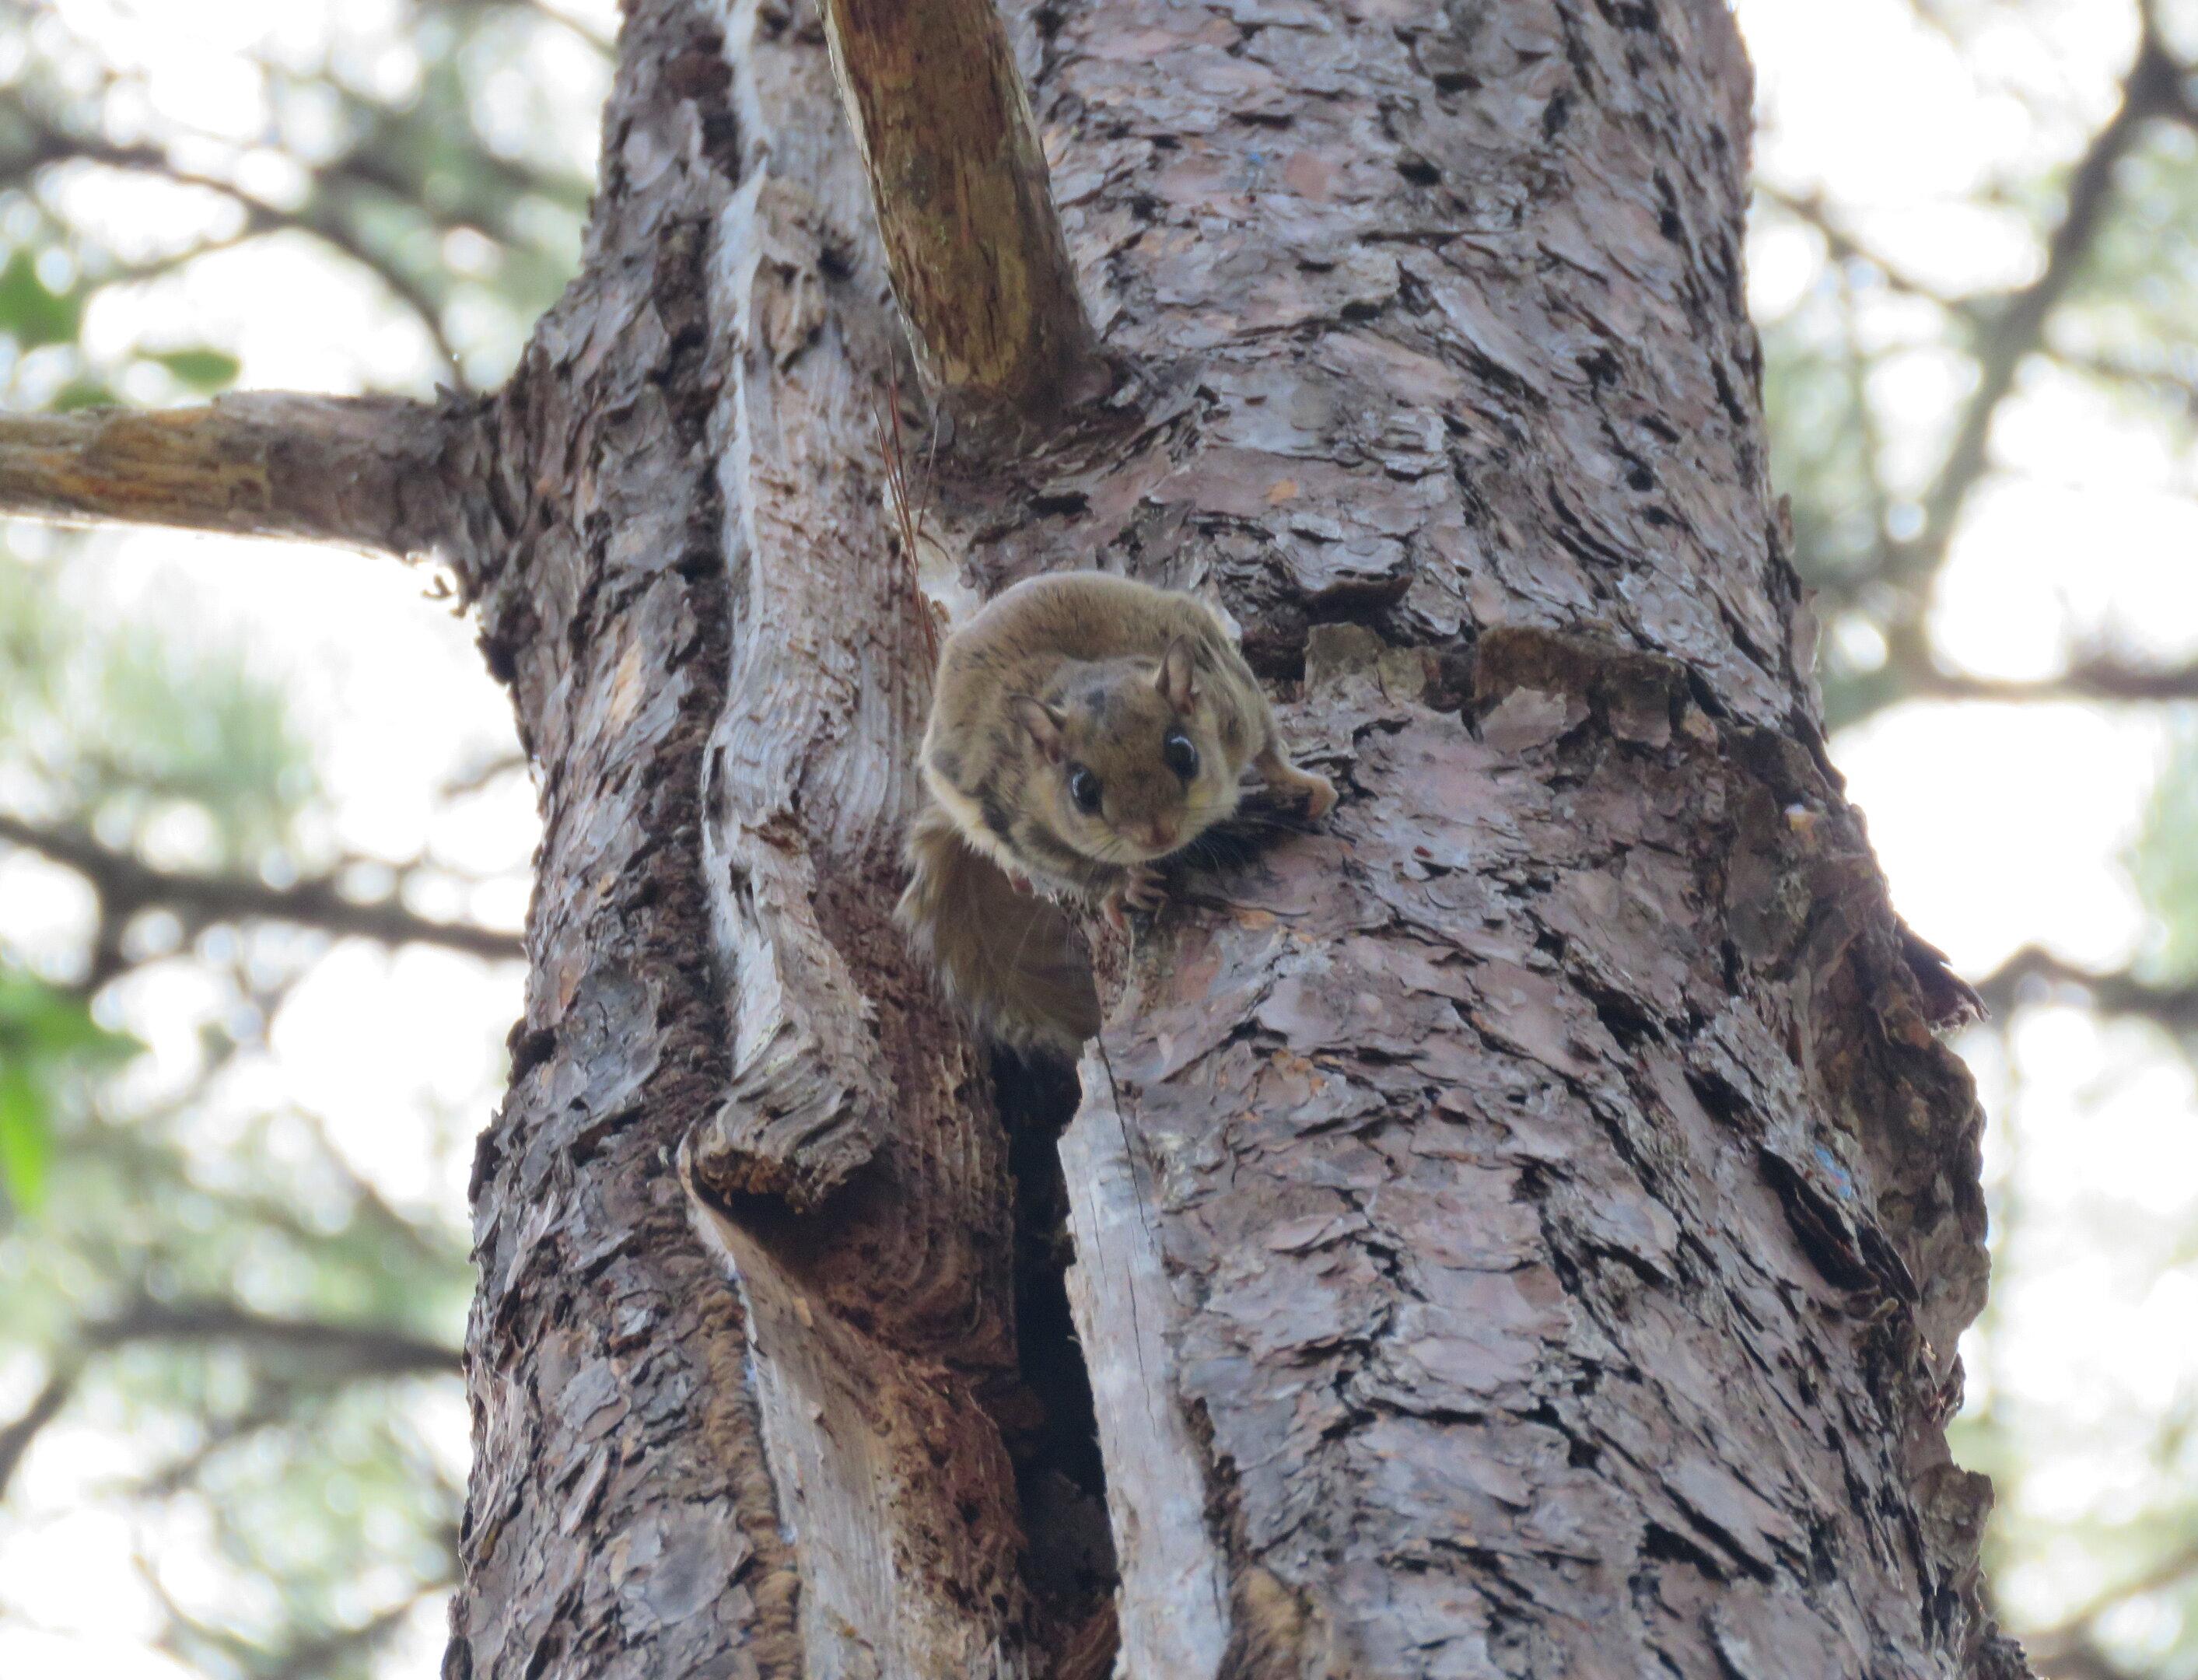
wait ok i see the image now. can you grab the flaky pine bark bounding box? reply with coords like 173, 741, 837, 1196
0, 2, 2032, 1677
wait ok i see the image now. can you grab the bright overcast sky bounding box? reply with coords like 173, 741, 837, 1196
1, 0, 2190, 1671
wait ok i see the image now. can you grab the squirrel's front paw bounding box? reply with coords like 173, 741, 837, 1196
1104, 866, 1168, 928
1285, 768, 1338, 820
1122, 865, 1167, 912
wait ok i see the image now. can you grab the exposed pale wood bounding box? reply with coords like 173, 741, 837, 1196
688, 1178, 1027, 1679
1058, 1057, 1230, 1678
693, 815, 890, 1209
0, 393, 487, 558
817, 0, 1105, 424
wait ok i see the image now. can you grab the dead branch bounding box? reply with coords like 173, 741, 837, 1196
818, 0, 1105, 425
0, 391, 491, 558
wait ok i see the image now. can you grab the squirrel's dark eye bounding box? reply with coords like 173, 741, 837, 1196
1067, 765, 1102, 814
1163, 732, 1199, 781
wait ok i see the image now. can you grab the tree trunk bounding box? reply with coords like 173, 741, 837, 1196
0, 1, 2031, 1675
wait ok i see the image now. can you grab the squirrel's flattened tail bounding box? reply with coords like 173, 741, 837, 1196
896, 799, 1101, 1055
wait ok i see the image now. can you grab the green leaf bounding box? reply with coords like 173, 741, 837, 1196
149, 348, 242, 392
0, 1066, 53, 1211
0, 972, 135, 1213
0, 250, 83, 350
51, 378, 117, 412
0, 972, 134, 1062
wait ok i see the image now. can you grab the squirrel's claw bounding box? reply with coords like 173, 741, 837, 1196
1108, 865, 1167, 923
1255, 747, 1338, 820
1290, 768, 1339, 820
1266, 765, 1336, 819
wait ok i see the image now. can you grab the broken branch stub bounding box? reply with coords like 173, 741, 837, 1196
0, 394, 489, 560
817, 0, 1106, 429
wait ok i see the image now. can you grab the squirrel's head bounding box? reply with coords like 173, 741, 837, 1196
1010, 638, 1241, 867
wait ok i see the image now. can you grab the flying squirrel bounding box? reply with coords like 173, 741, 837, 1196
895, 571, 1336, 1054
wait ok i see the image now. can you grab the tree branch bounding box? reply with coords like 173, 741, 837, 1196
1890, 27, 2179, 598
259, 1587, 452, 1680
0, 391, 492, 559
2066, 348, 2198, 418
12, 119, 469, 386
1972, 946, 2198, 1031
0, 812, 523, 962
4, 1294, 460, 1507
85, 1298, 460, 1377
1757, 184, 1961, 307
2022, 1538, 2198, 1675
1892, 644, 2198, 705
0, 1363, 81, 1503
818, 0, 1106, 425
135, 1542, 453, 1680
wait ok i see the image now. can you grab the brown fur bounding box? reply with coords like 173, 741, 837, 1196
896, 572, 1334, 1051
897, 801, 1101, 1054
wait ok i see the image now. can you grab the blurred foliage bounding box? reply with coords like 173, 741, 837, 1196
0, 1, 599, 1675
0, 535, 479, 1677
0, 549, 320, 863
2135, 727, 2198, 989
0, 0, 604, 404
1748, 2, 2198, 1674
1757, 12, 2198, 732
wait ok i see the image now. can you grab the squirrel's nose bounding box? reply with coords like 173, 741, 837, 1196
1147, 820, 1178, 851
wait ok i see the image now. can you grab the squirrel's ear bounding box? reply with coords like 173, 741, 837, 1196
1010, 695, 1067, 761
1155, 636, 1199, 710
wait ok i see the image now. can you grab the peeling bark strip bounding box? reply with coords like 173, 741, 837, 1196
817, 0, 1106, 422
458, 0, 1036, 1675
0, 394, 490, 558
